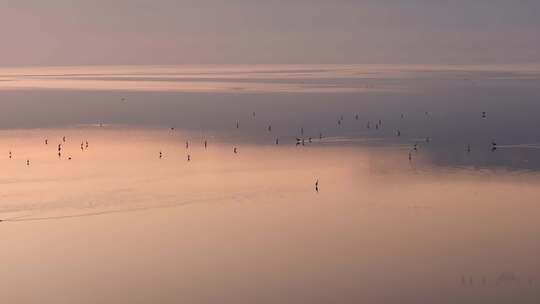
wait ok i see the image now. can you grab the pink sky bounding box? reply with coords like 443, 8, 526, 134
1, 0, 539, 66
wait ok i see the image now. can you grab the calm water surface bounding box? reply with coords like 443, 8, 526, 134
0, 65, 539, 303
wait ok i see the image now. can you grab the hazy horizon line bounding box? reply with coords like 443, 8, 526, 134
2, 62, 540, 69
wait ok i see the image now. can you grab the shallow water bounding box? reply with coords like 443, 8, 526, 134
1, 64, 540, 170
0, 65, 539, 303
0, 126, 539, 303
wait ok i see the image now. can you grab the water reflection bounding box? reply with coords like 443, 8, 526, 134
0, 126, 539, 303
1, 65, 540, 172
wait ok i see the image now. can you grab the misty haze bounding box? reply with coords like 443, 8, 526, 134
0, 1, 539, 304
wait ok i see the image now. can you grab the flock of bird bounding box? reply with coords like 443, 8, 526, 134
11, 135, 90, 167
8, 107, 496, 194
